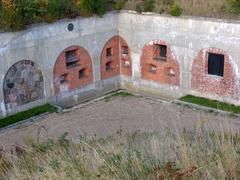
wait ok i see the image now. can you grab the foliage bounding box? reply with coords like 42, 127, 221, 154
79, 0, 108, 15
0, 104, 57, 129
169, 1, 182, 16
179, 95, 240, 114
114, 0, 126, 10
135, 0, 155, 13
1, 128, 240, 179
228, 0, 240, 14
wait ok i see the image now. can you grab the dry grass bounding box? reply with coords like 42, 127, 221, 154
125, 0, 240, 19
1, 123, 240, 179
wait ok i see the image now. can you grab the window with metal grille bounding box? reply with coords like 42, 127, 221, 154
153, 44, 167, 61
65, 50, 78, 68
208, 53, 224, 77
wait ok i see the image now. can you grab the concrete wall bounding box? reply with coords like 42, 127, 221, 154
119, 11, 240, 104
0, 11, 240, 116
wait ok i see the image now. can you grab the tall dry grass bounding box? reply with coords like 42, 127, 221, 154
1, 125, 240, 179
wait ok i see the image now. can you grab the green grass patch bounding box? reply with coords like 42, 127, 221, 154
104, 91, 134, 102
0, 104, 57, 129
179, 95, 240, 114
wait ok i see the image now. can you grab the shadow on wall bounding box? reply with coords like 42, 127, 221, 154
53, 45, 94, 95
101, 35, 132, 80
191, 48, 236, 97
141, 40, 180, 86
3, 60, 44, 111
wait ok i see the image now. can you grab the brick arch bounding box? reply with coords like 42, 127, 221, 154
141, 40, 180, 86
3, 60, 44, 110
53, 45, 93, 95
191, 47, 236, 97
101, 35, 132, 80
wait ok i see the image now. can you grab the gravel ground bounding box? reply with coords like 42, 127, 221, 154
0, 95, 240, 150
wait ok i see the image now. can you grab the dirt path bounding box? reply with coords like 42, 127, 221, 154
0, 96, 240, 150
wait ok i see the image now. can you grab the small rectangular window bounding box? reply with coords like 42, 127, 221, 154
66, 50, 78, 68
122, 46, 129, 55
208, 53, 224, 77
79, 69, 86, 79
106, 61, 112, 72
106, 48, 113, 57
149, 64, 157, 74
60, 73, 68, 84
153, 45, 167, 61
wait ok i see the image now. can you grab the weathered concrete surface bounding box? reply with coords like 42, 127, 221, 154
0, 11, 240, 116
0, 96, 239, 150
119, 11, 240, 105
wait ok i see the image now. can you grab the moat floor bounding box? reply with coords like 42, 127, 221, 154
0, 96, 240, 150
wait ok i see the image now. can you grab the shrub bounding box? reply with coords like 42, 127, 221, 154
228, 0, 240, 14
169, 1, 182, 16
143, 0, 155, 12
136, 0, 155, 13
79, 0, 108, 15
44, 0, 79, 22
114, 0, 126, 11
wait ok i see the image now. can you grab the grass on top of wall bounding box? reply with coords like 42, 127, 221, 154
179, 95, 240, 114
0, 104, 57, 129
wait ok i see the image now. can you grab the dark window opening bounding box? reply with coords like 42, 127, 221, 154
106, 48, 113, 57
122, 46, 129, 55
149, 64, 157, 74
79, 68, 87, 79
153, 44, 167, 61
66, 50, 79, 68
106, 61, 112, 72
60, 73, 68, 84
208, 53, 224, 77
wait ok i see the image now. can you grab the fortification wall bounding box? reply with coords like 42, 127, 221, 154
0, 11, 240, 117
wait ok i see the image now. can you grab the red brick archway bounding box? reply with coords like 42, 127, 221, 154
141, 40, 180, 86
101, 36, 132, 80
53, 46, 93, 95
191, 48, 235, 96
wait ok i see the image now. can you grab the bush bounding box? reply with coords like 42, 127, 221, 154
114, 0, 126, 11
79, 0, 108, 15
44, 0, 79, 22
169, 2, 182, 16
135, 0, 155, 13
228, 0, 240, 14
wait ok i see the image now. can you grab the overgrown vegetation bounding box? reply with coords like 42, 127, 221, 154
0, 104, 57, 129
0, 0, 240, 31
1, 127, 240, 179
179, 95, 240, 114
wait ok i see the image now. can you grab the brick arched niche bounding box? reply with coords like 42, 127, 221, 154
3, 60, 44, 110
141, 40, 180, 86
191, 48, 236, 96
101, 36, 132, 80
53, 46, 93, 95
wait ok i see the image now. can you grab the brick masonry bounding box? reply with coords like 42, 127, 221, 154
3, 60, 44, 110
53, 46, 93, 95
140, 40, 180, 86
101, 35, 132, 80
191, 48, 236, 97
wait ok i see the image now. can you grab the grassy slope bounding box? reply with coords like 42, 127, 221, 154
180, 95, 240, 114
0, 104, 57, 129
1, 129, 240, 179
